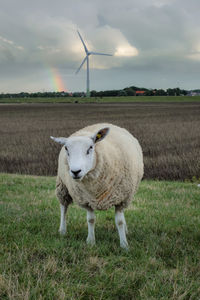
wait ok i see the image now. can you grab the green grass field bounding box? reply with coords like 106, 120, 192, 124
0, 174, 199, 299
1, 95, 200, 103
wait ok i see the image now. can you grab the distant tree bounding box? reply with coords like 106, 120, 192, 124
130, 86, 138, 91
174, 88, 181, 96
145, 89, 154, 96
123, 88, 135, 96
119, 90, 127, 96
167, 88, 175, 96
73, 92, 85, 97
155, 89, 167, 96
181, 89, 187, 95
91, 90, 97, 97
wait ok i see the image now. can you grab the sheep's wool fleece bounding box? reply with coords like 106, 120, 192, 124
57, 123, 144, 210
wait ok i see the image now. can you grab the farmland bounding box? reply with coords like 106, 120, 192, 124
0, 101, 199, 180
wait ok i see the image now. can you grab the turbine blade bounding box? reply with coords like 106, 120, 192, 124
75, 56, 87, 74
77, 30, 89, 54
90, 51, 112, 56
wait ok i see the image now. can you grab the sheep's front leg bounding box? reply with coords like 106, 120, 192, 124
56, 177, 73, 236
59, 203, 68, 235
115, 208, 129, 250
86, 209, 96, 246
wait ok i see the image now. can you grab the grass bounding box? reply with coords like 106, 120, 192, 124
0, 173, 200, 299
0, 102, 199, 180
0, 95, 200, 103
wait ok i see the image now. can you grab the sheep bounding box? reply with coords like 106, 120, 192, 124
51, 123, 143, 249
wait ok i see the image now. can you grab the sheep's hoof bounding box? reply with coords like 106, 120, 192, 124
59, 229, 66, 236
120, 241, 129, 251
86, 237, 96, 246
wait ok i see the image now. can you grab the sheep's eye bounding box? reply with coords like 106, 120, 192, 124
86, 146, 93, 155
65, 146, 69, 156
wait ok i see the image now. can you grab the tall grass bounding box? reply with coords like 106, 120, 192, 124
0, 102, 199, 180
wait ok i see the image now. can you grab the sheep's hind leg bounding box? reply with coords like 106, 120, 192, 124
86, 209, 96, 246
115, 208, 129, 250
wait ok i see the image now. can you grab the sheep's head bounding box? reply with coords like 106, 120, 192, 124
51, 127, 109, 180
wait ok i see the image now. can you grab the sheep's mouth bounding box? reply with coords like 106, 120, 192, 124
73, 176, 81, 180
72, 174, 84, 181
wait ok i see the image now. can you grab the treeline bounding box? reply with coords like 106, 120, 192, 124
91, 86, 188, 97
0, 86, 198, 98
0, 91, 73, 98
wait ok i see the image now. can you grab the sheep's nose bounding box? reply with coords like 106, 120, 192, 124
71, 169, 82, 178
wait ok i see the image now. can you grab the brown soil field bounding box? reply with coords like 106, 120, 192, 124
0, 102, 199, 180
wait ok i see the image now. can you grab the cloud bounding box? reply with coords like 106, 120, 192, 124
0, 35, 25, 64
152, 0, 177, 7
186, 39, 200, 61
0, 36, 14, 45
0, 36, 24, 50
114, 45, 138, 57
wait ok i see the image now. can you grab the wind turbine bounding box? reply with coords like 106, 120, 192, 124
76, 30, 112, 97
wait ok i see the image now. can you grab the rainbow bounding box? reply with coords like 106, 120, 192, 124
49, 67, 68, 92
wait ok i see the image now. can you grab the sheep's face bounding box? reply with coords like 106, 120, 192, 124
51, 127, 109, 180
65, 136, 95, 180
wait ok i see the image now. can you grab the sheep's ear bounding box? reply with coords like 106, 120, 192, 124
93, 127, 110, 143
50, 136, 67, 145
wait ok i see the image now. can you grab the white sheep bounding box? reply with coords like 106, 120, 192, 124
51, 123, 143, 249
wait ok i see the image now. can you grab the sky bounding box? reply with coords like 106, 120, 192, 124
0, 0, 200, 93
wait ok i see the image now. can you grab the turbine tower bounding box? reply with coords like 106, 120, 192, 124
76, 30, 112, 97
